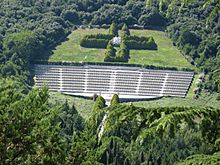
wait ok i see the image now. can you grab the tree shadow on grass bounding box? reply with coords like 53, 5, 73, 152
33, 35, 70, 62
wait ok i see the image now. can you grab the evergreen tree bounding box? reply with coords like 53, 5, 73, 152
109, 22, 118, 36
59, 101, 84, 141
93, 95, 106, 111
110, 94, 120, 106
121, 24, 130, 36
71, 101, 78, 115
104, 41, 116, 62
0, 85, 67, 164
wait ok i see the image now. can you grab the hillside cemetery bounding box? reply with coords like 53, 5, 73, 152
34, 64, 194, 103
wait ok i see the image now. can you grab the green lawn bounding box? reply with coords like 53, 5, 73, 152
48, 28, 193, 69
49, 28, 107, 62
125, 92, 220, 109
187, 74, 198, 98
48, 92, 94, 119
129, 30, 192, 69
48, 90, 219, 119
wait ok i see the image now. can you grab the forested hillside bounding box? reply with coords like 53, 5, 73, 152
0, 0, 219, 93
0, 0, 219, 164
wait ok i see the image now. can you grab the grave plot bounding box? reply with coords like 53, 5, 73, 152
34, 64, 194, 102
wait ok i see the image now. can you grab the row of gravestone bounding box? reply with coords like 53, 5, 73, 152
80, 22, 158, 63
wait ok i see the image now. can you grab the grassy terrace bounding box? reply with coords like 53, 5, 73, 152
48, 28, 193, 69
48, 90, 219, 119
125, 92, 220, 109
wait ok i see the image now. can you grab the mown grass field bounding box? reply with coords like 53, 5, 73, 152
129, 30, 192, 68
48, 28, 193, 69
49, 28, 107, 62
48, 92, 94, 119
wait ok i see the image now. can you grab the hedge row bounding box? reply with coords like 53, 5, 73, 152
125, 36, 157, 50
80, 33, 114, 48
32, 60, 194, 72
80, 38, 109, 48
85, 34, 114, 39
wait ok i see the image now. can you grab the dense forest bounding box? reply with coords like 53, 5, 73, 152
0, 0, 220, 164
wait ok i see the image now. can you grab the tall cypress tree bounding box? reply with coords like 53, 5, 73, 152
109, 22, 118, 36
110, 94, 120, 106
121, 24, 130, 36
104, 41, 116, 62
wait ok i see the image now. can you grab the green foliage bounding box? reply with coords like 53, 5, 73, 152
80, 38, 110, 48
80, 34, 114, 48
116, 40, 130, 62
104, 42, 117, 62
0, 0, 219, 164
109, 22, 118, 36
93, 96, 106, 112
178, 152, 220, 165
61, 10, 79, 23
110, 94, 120, 106
138, 6, 166, 27
121, 24, 130, 36
166, 1, 220, 92
3, 31, 41, 67
1, 61, 19, 77
0, 85, 67, 164
59, 100, 85, 141
104, 37, 130, 63
125, 35, 158, 50
65, 104, 219, 164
